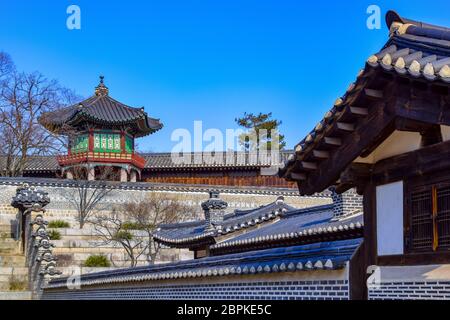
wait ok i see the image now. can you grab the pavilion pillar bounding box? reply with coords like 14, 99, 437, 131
130, 170, 137, 183
66, 170, 73, 180
88, 129, 94, 153
120, 168, 128, 182
88, 167, 95, 181
121, 131, 126, 153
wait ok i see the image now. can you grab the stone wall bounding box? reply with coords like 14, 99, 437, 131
0, 177, 331, 276
0, 178, 331, 222
368, 265, 450, 300
330, 189, 363, 217
42, 270, 350, 300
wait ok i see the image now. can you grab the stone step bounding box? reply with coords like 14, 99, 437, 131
0, 280, 28, 292
0, 255, 26, 267
0, 243, 21, 253
0, 232, 14, 239
0, 291, 32, 300
53, 247, 135, 254
0, 274, 28, 283
0, 267, 28, 275
0, 247, 21, 255
0, 238, 17, 244
0, 224, 15, 233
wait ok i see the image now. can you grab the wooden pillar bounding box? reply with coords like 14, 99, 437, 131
130, 170, 137, 182
363, 183, 377, 267
89, 129, 94, 152
120, 168, 128, 182
88, 167, 95, 181
121, 131, 125, 153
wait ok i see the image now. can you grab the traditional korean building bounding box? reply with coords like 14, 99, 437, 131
42, 190, 365, 300
38, 76, 163, 182
6, 76, 295, 187
2, 151, 294, 187
41, 9, 450, 301
280, 11, 450, 299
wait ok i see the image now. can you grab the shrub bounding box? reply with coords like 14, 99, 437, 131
122, 221, 145, 230
122, 221, 155, 230
48, 220, 70, 228
48, 229, 61, 240
84, 255, 111, 267
8, 275, 27, 291
113, 230, 133, 241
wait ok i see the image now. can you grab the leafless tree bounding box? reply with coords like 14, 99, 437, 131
124, 193, 195, 264
0, 51, 80, 177
61, 166, 119, 229
90, 209, 148, 268
92, 193, 195, 266
0, 52, 14, 80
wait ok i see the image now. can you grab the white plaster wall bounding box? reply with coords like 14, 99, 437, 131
376, 181, 404, 256
354, 130, 422, 164
441, 125, 450, 141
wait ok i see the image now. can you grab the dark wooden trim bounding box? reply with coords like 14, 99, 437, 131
349, 241, 367, 300
363, 183, 377, 267
371, 140, 450, 186
377, 252, 450, 266
337, 163, 372, 194
394, 84, 450, 126
298, 102, 396, 195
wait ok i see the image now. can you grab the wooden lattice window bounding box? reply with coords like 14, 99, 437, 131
408, 182, 450, 252
437, 186, 450, 249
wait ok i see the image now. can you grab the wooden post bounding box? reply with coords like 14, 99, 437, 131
89, 130, 94, 152
121, 131, 125, 153
432, 186, 439, 251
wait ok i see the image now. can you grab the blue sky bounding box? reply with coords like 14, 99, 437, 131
1, 1, 449, 152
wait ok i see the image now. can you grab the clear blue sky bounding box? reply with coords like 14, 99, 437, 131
1, 1, 449, 152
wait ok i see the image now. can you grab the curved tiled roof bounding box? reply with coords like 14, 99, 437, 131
279, 11, 450, 184
39, 78, 163, 137
153, 199, 295, 248
0, 176, 319, 197
2, 151, 293, 172
45, 238, 362, 289
144, 151, 293, 169
211, 206, 363, 254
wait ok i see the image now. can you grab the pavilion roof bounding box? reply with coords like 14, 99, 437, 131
39, 77, 163, 137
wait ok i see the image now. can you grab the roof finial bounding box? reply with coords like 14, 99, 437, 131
95, 75, 109, 96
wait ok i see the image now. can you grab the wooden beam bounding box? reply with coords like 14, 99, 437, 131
290, 172, 307, 180
324, 137, 342, 146
371, 139, 450, 185
312, 150, 330, 159
298, 100, 396, 195
337, 122, 355, 132
364, 88, 384, 99
393, 83, 450, 126
337, 163, 372, 194
349, 107, 369, 116
300, 161, 318, 170
394, 117, 436, 132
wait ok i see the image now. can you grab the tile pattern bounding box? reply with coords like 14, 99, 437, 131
42, 280, 350, 300
369, 281, 450, 300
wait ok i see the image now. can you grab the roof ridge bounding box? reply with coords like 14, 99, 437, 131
386, 10, 450, 33
387, 10, 450, 43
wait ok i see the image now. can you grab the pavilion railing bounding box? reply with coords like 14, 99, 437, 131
57, 151, 146, 168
